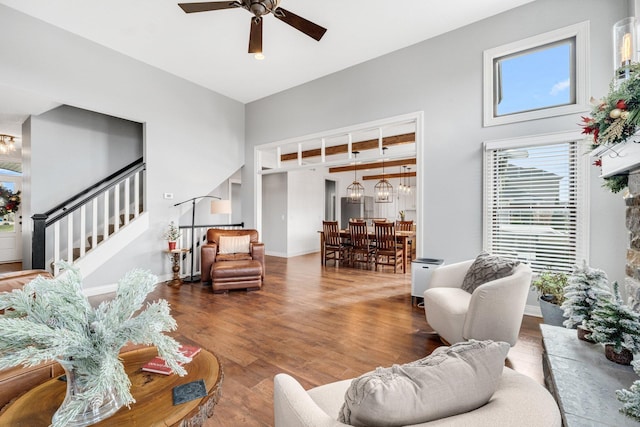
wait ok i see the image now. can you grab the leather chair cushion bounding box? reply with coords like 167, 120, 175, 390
212, 260, 262, 280
216, 253, 253, 262
219, 235, 251, 254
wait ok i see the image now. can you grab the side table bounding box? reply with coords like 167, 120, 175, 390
541, 324, 635, 426
0, 346, 223, 426
167, 248, 189, 286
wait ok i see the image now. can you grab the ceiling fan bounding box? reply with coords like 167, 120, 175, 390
178, 1, 327, 56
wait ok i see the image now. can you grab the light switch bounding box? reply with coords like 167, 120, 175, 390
163, 193, 174, 200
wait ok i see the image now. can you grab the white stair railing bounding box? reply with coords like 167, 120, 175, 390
32, 159, 145, 274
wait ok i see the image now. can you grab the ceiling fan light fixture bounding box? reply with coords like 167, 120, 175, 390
179, 0, 326, 55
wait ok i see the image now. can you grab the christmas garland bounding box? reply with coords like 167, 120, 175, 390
581, 63, 640, 193
0, 186, 20, 216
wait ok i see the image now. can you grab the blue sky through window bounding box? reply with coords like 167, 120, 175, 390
496, 41, 573, 116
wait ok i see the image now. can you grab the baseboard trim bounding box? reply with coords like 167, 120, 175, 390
83, 272, 175, 297
524, 303, 542, 318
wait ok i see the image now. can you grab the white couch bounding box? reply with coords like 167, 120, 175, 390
273, 368, 561, 426
423, 260, 532, 346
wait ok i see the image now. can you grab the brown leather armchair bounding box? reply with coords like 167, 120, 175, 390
201, 229, 265, 293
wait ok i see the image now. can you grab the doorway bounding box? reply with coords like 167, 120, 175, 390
0, 175, 22, 263
324, 179, 336, 222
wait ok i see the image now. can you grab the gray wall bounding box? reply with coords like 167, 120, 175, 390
244, 0, 629, 285
27, 105, 142, 213
0, 5, 245, 286
262, 173, 288, 256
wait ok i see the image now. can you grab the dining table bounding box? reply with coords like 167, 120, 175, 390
319, 228, 416, 273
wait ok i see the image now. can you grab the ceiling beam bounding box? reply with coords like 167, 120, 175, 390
280, 132, 415, 162
328, 157, 416, 173
362, 171, 416, 181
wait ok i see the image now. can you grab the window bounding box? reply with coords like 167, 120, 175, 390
483, 21, 590, 126
483, 132, 588, 273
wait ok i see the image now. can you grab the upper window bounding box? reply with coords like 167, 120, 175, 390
483, 22, 590, 127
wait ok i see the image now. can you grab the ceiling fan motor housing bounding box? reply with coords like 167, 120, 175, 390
247, 0, 280, 17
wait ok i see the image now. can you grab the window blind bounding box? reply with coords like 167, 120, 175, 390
484, 140, 586, 273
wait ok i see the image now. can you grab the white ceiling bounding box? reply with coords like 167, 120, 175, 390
0, 0, 534, 104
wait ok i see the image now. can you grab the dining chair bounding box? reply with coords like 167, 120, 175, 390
349, 220, 374, 269
396, 220, 415, 262
374, 222, 404, 273
322, 220, 349, 266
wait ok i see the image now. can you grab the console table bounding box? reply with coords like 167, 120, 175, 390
541, 324, 636, 426
0, 346, 223, 426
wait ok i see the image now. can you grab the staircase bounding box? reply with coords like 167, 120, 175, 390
32, 159, 147, 276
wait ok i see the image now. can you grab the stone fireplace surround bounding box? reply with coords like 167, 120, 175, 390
599, 141, 640, 309
626, 167, 640, 310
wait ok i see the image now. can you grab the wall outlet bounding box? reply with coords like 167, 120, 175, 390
163, 192, 174, 200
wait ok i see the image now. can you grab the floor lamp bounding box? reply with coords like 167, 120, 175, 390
174, 195, 232, 283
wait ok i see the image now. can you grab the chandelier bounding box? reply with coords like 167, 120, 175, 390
347, 151, 365, 204
375, 148, 393, 203
0, 135, 16, 154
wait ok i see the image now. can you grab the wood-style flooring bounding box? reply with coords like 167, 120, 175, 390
105, 253, 542, 427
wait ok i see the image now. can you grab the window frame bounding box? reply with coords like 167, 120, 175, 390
483, 21, 590, 127
482, 131, 590, 273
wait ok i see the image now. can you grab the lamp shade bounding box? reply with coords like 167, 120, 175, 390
210, 199, 231, 214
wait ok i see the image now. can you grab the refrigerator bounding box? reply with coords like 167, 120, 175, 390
340, 196, 374, 228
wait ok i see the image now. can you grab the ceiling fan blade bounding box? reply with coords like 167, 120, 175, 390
273, 7, 327, 41
249, 18, 263, 54
178, 1, 241, 13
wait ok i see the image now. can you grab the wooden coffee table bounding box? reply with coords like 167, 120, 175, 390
0, 346, 223, 426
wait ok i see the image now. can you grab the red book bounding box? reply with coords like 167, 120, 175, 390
141, 345, 201, 375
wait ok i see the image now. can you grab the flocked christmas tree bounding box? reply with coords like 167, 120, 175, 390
561, 262, 612, 329
617, 360, 640, 421
587, 281, 640, 354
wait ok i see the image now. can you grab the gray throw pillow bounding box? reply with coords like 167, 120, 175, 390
338, 340, 510, 427
460, 252, 519, 294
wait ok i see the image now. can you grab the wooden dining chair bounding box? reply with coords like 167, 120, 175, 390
396, 220, 415, 262
374, 222, 404, 273
348, 220, 374, 269
322, 221, 349, 266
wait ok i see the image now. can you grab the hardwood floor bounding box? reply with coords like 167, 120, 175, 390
105, 253, 545, 426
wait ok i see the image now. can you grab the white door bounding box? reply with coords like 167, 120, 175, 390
0, 175, 22, 263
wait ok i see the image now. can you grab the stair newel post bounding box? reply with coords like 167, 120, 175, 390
188, 198, 197, 281
32, 213, 48, 270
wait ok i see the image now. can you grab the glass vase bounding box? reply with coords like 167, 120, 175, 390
52, 358, 123, 427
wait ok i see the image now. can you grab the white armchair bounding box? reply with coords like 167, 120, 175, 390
273, 369, 560, 427
423, 260, 532, 346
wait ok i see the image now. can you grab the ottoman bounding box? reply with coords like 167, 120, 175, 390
211, 259, 263, 293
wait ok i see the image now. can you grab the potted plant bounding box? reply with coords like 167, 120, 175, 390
561, 262, 612, 342
617, 360, 640, 421
531, 269, 569, 327
0, 265, 188, 426
587, 282, 640, 365
163, 221, 181, 250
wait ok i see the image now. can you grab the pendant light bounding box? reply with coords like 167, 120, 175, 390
405, 167, 412, 194
398, 166, 404, 193
347, 151, 365, 204
375, 148, 393, 203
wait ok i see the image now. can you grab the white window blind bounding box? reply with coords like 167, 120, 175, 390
483, 135, 588, 273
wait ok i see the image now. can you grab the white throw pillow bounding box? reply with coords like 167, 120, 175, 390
218, 235, 251, 254
338, 340, 510, 427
